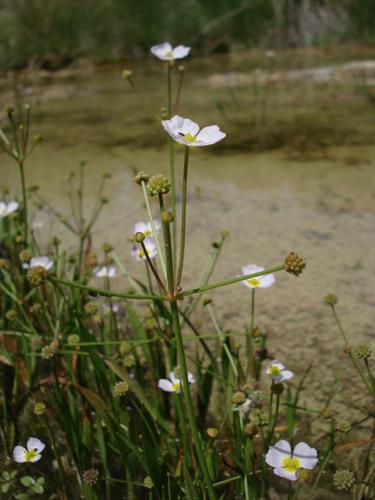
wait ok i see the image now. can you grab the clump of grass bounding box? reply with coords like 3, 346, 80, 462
0, 42, 374, 500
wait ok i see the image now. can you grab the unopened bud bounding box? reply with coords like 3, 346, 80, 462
232, 391, 246, 405
134, 171, 149, 185
161, 211, 174, 223
324, 294, 338, 305
207, 427, 218, 438
134, 232, 145, 243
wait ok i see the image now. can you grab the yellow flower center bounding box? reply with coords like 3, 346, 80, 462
282, 456, 301, 472
269, 366, 282, 377
171, 382, 181, 392
247, 278, 261, 287
164, 51, 174, 58
24, 449, 38, 462
138, 249, 145, 258
183, 133, 197, 142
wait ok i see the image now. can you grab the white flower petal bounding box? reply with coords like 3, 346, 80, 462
29, 454, 42, 463
13, 446, 27, 463
265, 440, 291, 467
158, 379, 175, 392
259, 273, 275, 288
196, 125, 226, 146
293, 442, 318, 470
27, 437, 45, 454
29, 257, 53, 271
271, 360, 285, 371
169, 371, 179, 384
6, 201, 19, 215
150, 42, 172, 60
273, 466, 297, 481
172, 45, 191, 59
187, 372, 195, 384
280, 370, 294, 381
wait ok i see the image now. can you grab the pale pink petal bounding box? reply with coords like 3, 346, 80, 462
13, 446, 27, 463
172, 45, 191, 59
265, 440, 291, 467
158, 379, 174, 392
27, 437, 45, 454
273, 467, 297, 481
196, 125, 226, 145
280, 370, 294, 381
293, 442, 318, 470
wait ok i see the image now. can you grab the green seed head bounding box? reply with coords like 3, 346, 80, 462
19, 249, 32, 262
207, 427, 218, 438
143, 476, 154, 489
161, 211, 174, 223
232, 391, 246, 406
34, 402, 46, 416
337, 420, 351, 433
114, 381, 129, 396
354, 344, 371, 359
67, 334, 80, 346
333, 469, 355, 491
134, 232, 145, 243
84, 302, 98, 316
146, 175, 171, 196
27, 266, 48, 286
324, 294, 338, 305
321, 406, 334, 420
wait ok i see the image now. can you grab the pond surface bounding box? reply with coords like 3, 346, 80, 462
1, 65, 375, 416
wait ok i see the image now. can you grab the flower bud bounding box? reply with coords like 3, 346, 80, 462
296, 468, 312, 484
207, 427, 218, 438
134, 171, 149, 185
201, 295, 212, 306
333, 469, 355, 491
67, 334, 80, 345
232, 391, 246, 405
123, 354, 135, 367
324, 294, 338, 305
27, 265, 48, 286
284, 252, 306, 276
146, 175, 171, 196
161, 211, 174, 223
19, 249, 32, 262
122, 69, 133, 79
271, 383, 284, 395
32, 133, 42, 143
134, 232, 145, 243
52, 236, 61, 246
6, 105, 15, 116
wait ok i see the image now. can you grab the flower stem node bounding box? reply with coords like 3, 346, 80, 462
271, 383, 284, 395
27, 266, 48, 286
134, 171, 149, 185
333, 469, 355, 491
232, 391, 246, 406
161, 211, 174, 223
207, 427, 218, 438
284, 252, 306, 276
324, 294, 338, 305
354, 344, 372, 359
146, 175, 171, 196
134, 232, 145, 243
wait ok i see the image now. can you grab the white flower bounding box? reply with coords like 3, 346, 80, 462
162, 115, 226, 147
158, 371, 195, 393
150, 42, 190, 61
23, 256, 53, 271
266, 360, 294, 383
266, 440, 318, 481
133, 221, 160, 238
13, 437, 45, 463
265, 50, 276, 58
0, 201, 19, 218
131, 237, 157, 262
94, 266, 117, 278
240, 264, 275, 289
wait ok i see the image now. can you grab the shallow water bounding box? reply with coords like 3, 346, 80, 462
1, 66, 375, 417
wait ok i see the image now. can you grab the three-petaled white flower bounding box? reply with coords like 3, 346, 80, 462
158, 371, 195, 393
0, 201, 19, 218
240, 264, 275, 289
266, 440, 318, 481
266, 360, 294, 382
150, 42, 190, 61
162, 115, 226, 147
94, 266, 117, 278
133, 221, 160, 238
13, 437, 45, 463
131, 237, 157, 262
23, 257, 53, 271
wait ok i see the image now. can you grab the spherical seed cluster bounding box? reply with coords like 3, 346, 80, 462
114, 381, 129, 396
354, 344, 372, 359
19, 249, 32, 262
67, 334, 80, 346
34, 402, 46, 416
83, 468, 99, 485
296, 469, 312, 484
232, 391, 246, 405
337, 420, 351, 433
119, 342, 131, 356
143, 476, 154, 489
284, 252, 306, 276
85, 252, 98, 268
321, 406, 333, 419
207, 427, 218, 438
324, 294, 338, 305
41, 340, 59, 360
146, 175, 171, 196
333, 469, 355, 491
84, 302, 98, 316
27, 265, 48, 286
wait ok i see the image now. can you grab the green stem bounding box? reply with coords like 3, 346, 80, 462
246, 289, 257, 379
268, 390, 280, 446
19, 160, 28, 243
48, 276, 164, 301
180, 265, 285, 297
176, 146, 189, 287
170, 301, 216, 500
166, 62, 177, 269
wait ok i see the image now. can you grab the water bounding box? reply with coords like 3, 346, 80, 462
1, 66, 375, 415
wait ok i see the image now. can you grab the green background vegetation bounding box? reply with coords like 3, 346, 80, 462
0, 0, 374, 70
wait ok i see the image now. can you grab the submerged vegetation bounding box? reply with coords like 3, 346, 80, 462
0, 38, 375, 500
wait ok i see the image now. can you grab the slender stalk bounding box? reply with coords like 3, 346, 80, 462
19, 161, 28, 242
48, 276, 164, 301
180, 265, 285, 297
140, 180, 167, 279
176, 146, 189, 287
246, 289, 257, 379
166, 62, 177, 267
140, 240, 166, 291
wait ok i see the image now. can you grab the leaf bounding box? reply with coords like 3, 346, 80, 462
127, 305, 153, 369
32, 483, 44, 494
73, 384, 110, 416
20, 476, 34, 487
